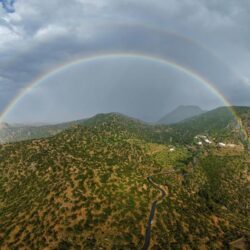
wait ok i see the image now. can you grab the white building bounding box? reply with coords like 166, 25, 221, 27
205, 139, 212, 144
218, 142, 226, 147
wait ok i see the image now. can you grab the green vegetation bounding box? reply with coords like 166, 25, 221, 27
150, 151, 250, 249
0, 108, 249, 249
1, 106, 250, 146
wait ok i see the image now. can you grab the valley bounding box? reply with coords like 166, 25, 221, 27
1, 0, 250, 249
0, 107, 249, 249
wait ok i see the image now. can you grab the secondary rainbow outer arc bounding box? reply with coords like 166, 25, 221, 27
0, 52, 241, 127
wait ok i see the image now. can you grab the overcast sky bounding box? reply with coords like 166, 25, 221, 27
1, 0, 250, 123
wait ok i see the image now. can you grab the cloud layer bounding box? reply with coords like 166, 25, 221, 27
1, 0, 250, 122
0, 0, 15, 13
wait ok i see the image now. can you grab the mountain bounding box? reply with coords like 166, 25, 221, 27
0, 113, 149, 144
0, 123, 63, 144
158, 105, 205, 124
170, 106, 250, 145
1, 107, 250, 148
0, 118, 88, 144
0, 112, 169, 145
0, 112, 249, 249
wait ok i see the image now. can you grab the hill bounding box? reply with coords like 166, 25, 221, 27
1, 107, 250, 147
169, 106, 250, 145
158, 105, 205, 125
0, 113, 151, 144
0, 119, 87, 144
0, 113, 249, 249
0, 123, 61, 144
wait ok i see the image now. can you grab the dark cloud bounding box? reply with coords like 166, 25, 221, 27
0, 0, 15, 13
0, 0, 250, 122
5, 57, 224, 123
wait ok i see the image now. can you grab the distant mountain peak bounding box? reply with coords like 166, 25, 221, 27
158, 105, 205, 125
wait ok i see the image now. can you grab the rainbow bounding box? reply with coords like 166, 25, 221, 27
0, 52, 248, 141
3, 22, 239, 85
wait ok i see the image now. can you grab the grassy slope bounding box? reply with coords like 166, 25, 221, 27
1, 106, 250, 145
0, 119, 88, 144
0, 113, 249, 249
151, 150, 250, 249
0, 117, 161, 249
168, 106, 250, 144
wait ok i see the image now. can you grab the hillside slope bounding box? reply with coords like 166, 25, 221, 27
0, 113, 249, 249
1, 106, 250, 146
0, 119, 87, 144
2, 106, 249, 147
168, 106, 250, 145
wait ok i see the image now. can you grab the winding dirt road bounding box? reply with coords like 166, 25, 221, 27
141, 171, 174, 250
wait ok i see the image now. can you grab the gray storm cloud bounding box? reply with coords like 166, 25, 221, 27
5, 57, 224, 123
0, 0, 250, 123
0, 0, 15, 13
